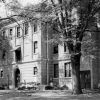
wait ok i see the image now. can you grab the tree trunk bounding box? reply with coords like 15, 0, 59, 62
71, 53, 82, 94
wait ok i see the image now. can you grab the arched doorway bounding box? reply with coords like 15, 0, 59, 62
15, 68, 20, 88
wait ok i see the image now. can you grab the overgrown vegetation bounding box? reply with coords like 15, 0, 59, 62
0, 0, 100, 94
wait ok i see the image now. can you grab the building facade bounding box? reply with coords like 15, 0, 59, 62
0, 19, 100, 90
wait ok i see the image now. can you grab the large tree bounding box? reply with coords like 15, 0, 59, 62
6, 0, 100, 94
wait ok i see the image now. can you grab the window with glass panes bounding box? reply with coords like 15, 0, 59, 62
64, 63, 71, 77
16, 26, 20, 37
34, 41, 38, 53
33, 67, 38, 75
34, 22, 37, 32
24, 22, 28, 35
54, 64, 59, 78
9, 28, 13, 39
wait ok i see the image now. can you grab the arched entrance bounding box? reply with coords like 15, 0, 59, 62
15, 68, 20, 88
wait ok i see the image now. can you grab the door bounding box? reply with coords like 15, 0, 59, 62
15, 68, 20, 88
80, 70, 91, 89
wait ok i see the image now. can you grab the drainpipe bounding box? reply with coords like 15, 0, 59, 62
47, 22, 49, 85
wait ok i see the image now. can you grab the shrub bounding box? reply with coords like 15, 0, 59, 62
60, 85, 68, 90
18, 82, 40, 90
45, 85, 54, 90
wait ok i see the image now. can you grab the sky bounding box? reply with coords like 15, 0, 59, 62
0, 0, 42, 18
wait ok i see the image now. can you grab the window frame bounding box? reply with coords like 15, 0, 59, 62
0, 70, 3, 78
16, 26, 20, 37
53, 45, 58, 54
2, 50, 6, 60
64, 62, 72, 77
34, 41, 38, 54
33, 67, 38, 75
2, 30, 6, 39
34, 22, 37, 33
64, 43, 67, 52
9, 28, 13, 39
24, 22, 28, 35
54, 64, 59, 78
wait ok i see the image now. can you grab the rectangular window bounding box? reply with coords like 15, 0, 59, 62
15, 48, 22, 62
16, 26, 20, 37
64, 43, 67, 52
9, 28, 13, 39
2, 50, 6, 60
34, 22, 37, 32
34, 41, 38, 53
2, 30, 6, 39
64, 63, 71, 77
54, 64, 59, 78
1, 70, 3, 78
24, 22, 28, 35
33, 67, 38, 75
53, 45, 58, 54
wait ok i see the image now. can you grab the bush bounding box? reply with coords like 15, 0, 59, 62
45, 85, 54, 90
0, 86, 5, 90
18, 82, 40, 90
60, 85, 68, 90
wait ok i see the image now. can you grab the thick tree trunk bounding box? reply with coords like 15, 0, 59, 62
71, 53, 82, 94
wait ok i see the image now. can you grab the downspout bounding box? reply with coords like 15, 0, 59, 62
47, 22, 49, 85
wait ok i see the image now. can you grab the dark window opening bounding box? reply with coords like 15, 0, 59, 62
64, 63, 71, 77
54, 64, 59, 78
16, 26, 20, 37
9, 29, 13, 39
53, 45, 58, 54
33, 67, 38, 75
34, 41, 38, 53
1, 70, 3, 78
34, 23, 37, 32
15, 48, 22, 62
64, 43, 67, 52
2, 50, 6, 60
2, 31, 6, 39
24, 22, 28, 35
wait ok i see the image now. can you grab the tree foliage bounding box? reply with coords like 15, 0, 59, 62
4, 0, 100, 94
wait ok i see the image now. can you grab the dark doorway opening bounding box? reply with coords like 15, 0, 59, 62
15, 68, 20, 88
80, 70, 91, 89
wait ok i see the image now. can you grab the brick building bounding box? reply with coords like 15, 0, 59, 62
0, 19, 100, 90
